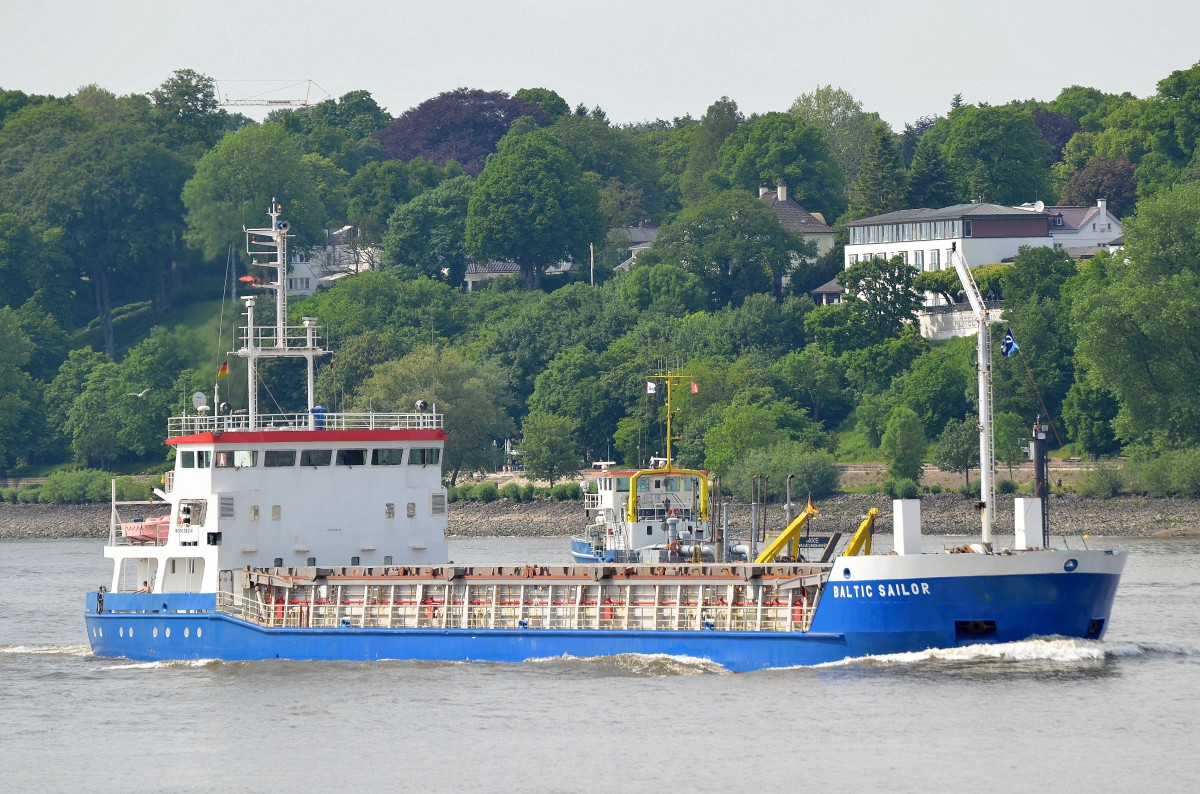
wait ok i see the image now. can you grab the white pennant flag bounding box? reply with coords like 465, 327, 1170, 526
646, 380, 657, 394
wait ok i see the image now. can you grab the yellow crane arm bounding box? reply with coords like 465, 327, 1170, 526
842, 508, 880, 556
754, 503, 820, 564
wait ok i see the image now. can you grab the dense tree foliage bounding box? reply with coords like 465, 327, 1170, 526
637, 190, 814, 306
374, 88, 549, 175
466, 128, 605, 290
7, 64, 1200, 487
716, 112, 846, 221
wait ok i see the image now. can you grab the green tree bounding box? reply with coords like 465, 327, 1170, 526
774, 346, 851, 427
352, 346, 516, 485
514, 87, 570, 119
789, 85, 879, 190
906, 133, 957, 208
942, 105, 1053, 204
846, 120, 906, 220
1061, 374, 1120, 457
519, 411, 582, 486
381, 174, 474, 284
182, 122, 328, 260
149, 68, 239, 154
880, 405, 927, 482
722, 442, 839, 503
933, 417, 978, 486
616, 262, 708, 316
1068, 181, 1200, 449
994, 411, 1028, 477
0, 317, 39, 473
465, 128, 605, 290
836, 254, 921, 345
636, 189, 814, 306
716, 112, 846, 220
679, 97, 741, 203
549, 113, 663, 226
21, 123, 189, 356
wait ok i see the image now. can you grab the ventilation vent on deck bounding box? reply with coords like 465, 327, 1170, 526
219, 496, 235, 518
431, 493, 447, 515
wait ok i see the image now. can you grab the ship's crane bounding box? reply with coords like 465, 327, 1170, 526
949, 244, 997, 545
216, 79, 329, 110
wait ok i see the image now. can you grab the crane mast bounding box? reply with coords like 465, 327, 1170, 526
949, 245, 996, 545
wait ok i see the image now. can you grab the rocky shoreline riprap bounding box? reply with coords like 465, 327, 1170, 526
3, 492, 1199, 541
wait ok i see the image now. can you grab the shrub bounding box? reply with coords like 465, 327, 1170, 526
17, 486, 40, 503
1078, 464, 1123, 498
550, 482, 582, 501
40, 469, 114, 504
473, 482, 499, 503
499, 483, 524, 502
928, 484, 943, 495
520, 483, 536, 502
115, 477, 153, 501
957, 484, 977, 498
883, 478, 920, 499
998, 479, 1018, 494
446, 485, 461, 503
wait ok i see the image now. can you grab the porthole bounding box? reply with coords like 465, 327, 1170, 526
129, 627, 134, 638
153, 627, 158, 638
98, 627, 103, 638
197, 627, 203, 638
119, 627, 124, 638
184, 627, 190, 638
165, 627, 171, 638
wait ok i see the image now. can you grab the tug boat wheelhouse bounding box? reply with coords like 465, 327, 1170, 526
572, 375, 717, 564
84, 209, 1125, 672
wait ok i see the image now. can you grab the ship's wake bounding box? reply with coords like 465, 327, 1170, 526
0, 644, 92, 657
817, 637, 1199, 670
527, 652, 729, 676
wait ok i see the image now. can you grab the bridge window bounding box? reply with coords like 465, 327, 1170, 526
264, 450, 296, 467
215, 450, 258, 468
300, 449, 332, 467
409, 448, 440, 466
180, 451, 195, 468
372, 448, 405, 465
336, 449, 367, 467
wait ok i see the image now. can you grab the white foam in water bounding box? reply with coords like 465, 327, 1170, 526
99, 658, 221, 671
1, 644, 92, 657
817, 638, 1114, 668
528, 652, 729, 675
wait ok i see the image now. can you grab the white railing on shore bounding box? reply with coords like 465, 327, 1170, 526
168, 411, 443, 437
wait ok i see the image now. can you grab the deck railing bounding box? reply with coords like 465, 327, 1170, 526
168, 411, 442, 437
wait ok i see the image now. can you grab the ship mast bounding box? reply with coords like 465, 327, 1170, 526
651, 373, 690, 472
238, 200, 329, 429
949, 245, 996, 545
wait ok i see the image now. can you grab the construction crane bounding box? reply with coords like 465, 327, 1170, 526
216, 79, 329, 110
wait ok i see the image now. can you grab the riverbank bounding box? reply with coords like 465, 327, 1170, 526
4, 492, 1200, 541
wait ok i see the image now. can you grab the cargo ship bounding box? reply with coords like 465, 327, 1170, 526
84, 207, 1125, 672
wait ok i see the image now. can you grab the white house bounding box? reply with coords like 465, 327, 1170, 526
287, 225, 378, 295
1015, 199, 1123, 249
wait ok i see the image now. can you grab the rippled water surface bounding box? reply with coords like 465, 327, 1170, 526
1, 535, 1197, 793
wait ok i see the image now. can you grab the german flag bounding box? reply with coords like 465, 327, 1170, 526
217, 360, 230, 378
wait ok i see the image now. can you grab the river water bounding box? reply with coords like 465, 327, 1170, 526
1, 535, 1197, 793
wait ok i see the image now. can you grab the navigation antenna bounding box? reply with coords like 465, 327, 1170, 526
239, 200, 330, 429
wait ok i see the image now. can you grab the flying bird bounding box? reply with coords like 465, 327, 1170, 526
126, 388, 153, 398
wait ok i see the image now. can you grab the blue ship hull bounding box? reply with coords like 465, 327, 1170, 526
85, 560, 1123, 672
